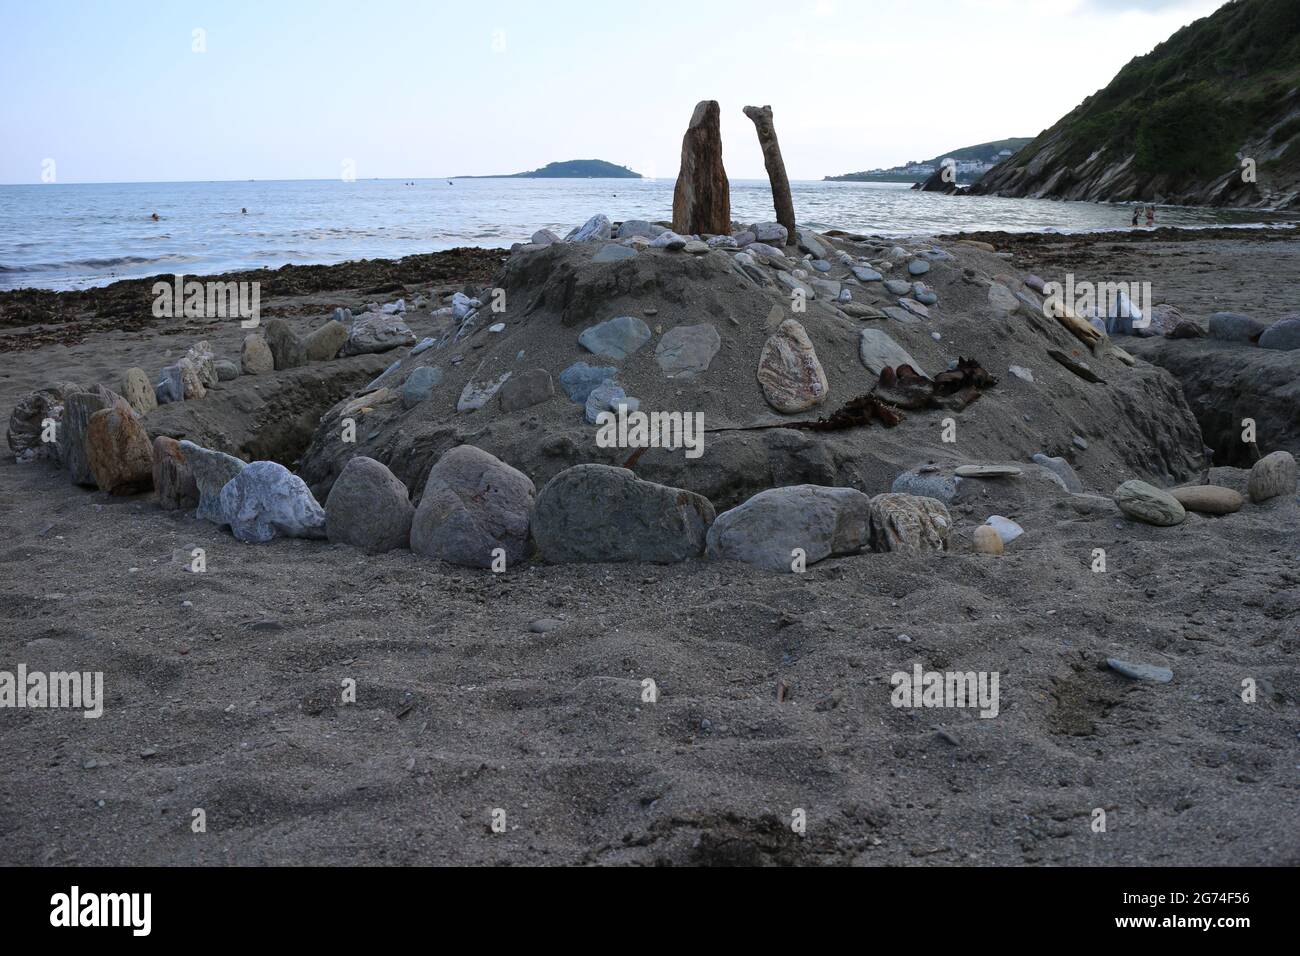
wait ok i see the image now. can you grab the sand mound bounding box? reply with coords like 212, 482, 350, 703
295, 229, 1205, 509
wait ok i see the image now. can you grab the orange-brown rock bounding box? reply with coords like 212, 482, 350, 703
86, 406, 153, 495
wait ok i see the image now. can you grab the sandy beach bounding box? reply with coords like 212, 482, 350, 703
1, 225, 1296, 866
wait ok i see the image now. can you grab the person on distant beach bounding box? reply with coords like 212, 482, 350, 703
1131, 207, 1140, 226
1146, 205, 1156, 226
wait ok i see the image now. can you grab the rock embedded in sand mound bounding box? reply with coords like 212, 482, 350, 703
705, 484, 872, 572
1031, 454, 1083, 493
181, 440, 247, 524
400, 366, 443, 409
858, 328, 924, 377
1106, 658, 1173, 684
155, 359, 206, 404
303, 319, 349, 362
532, 464, 715, 564
892, 469, 959, 504
264, 319, 308, 370
868, 493, 952, 553
186, 341, 219, 387
559, 362, 618, 404
242, 333, 275, 375
570, 214, 612, 243
85, 406, 153, 495
119, 368, 157, 415
655, 324, 721, 379
8, 382, 78, 463
1247, 451, 1297, 503
1259, 317, 1300, 351
972, 525, 1003, 555
61, 386, 127, 487
1114, 480, 1185, 526
592, 243, 637, 264
410, 445, 534, 567
578, 315, 652, 360
214, 360, 239, 382
340, 313, 416, 357
152, 436, 198, 511
457, 371, 511, 412
325, 456, 414, 554
1208, 311, 1269, 344
650, 231, 688, 250
987, 283, 1020, 313
757, 319, 829, 413
984, 515, 1024, 544
1170, 484, 1243, 515
615, 220, 663, 241
217, 460, 327, 544
499, 368, 554, 412
584, 380, 638, 425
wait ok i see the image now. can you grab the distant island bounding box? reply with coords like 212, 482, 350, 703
453, 159, 643, 180
824, 138, 1032, 184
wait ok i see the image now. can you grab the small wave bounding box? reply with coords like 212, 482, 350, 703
0, 253, 205, 273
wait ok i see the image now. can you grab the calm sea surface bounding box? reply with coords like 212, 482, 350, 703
1, 177, 1294, 290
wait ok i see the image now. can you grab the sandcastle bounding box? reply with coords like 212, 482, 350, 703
7, 102, 1296, 573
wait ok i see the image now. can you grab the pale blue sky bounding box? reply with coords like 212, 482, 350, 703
1, 0, 1226, 184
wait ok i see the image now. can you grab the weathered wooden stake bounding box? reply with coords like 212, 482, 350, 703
743, 104, 796, 245
672, 101, 731, 236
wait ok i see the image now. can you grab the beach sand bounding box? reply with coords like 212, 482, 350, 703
1, 232, 1296, 866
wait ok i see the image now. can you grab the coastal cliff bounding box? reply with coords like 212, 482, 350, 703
971, 0, 1300, 209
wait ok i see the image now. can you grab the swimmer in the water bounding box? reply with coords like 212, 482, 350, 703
151, 212, 160, 221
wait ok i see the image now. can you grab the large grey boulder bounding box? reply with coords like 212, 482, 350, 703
241, 333, 274, 375
264, 319, 308, 370
61, 386, 127, 486
1259, 317, 1300, 351
152, 436, 198, 511
532, 464, 715, 564
119, 368, 157, 415
1247, 450, 1297, 503
325, 456, 413, 553
341, 313, 416, 356
180, 440, 247, 524
304, 319, 350, 361
706, 485, 873, 572
1114, 479, 1186, 526
1208, 312, 1269, 344
217, 460, 327, 543
7, 381, 78, 464
410, 445, 535, 568
868, 493, 952, 553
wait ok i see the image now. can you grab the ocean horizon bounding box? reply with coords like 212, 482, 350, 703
2, 176, 1295, 291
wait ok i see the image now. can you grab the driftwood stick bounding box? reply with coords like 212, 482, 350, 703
743, 104, 796, 245
672, 101, 731, 236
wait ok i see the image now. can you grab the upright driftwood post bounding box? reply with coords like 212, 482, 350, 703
743, 105, 796, 245
672, 101, 731, 236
